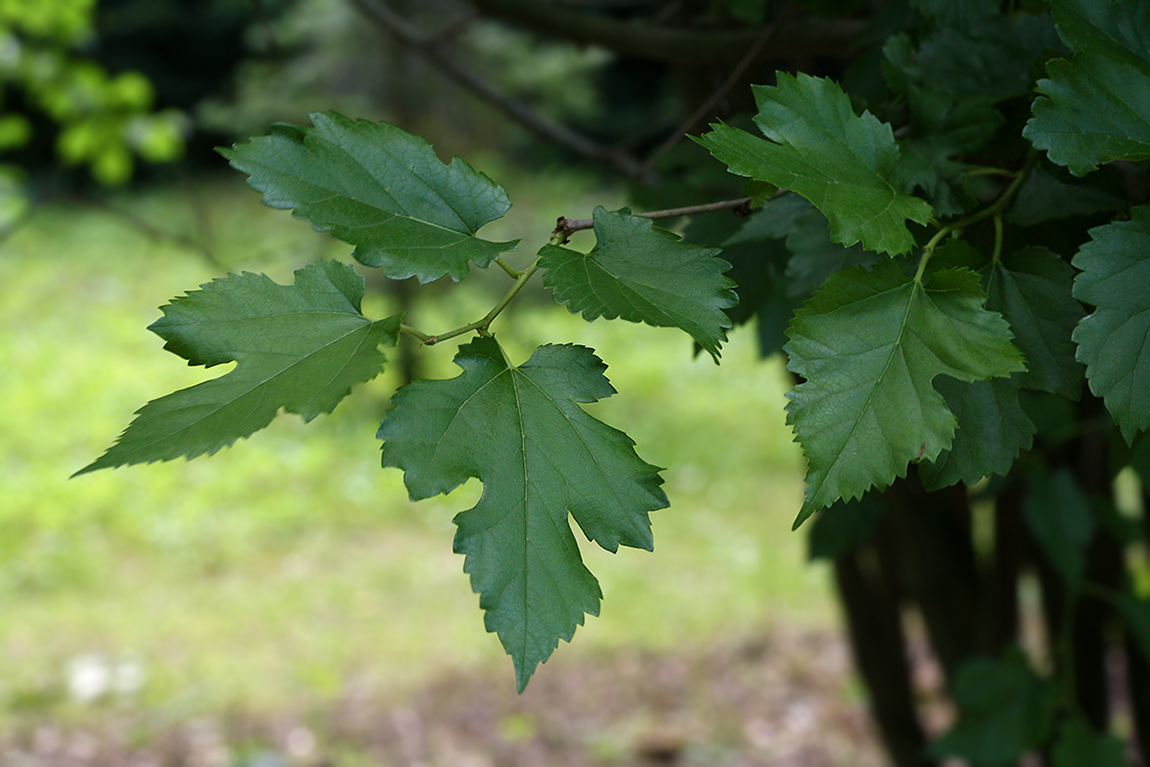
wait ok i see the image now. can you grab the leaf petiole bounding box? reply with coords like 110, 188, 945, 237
493, 256, 521, 279
915, 154, 1039, 282
402, 260, 543, 346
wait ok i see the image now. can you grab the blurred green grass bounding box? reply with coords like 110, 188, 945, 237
0, 161, 830, 719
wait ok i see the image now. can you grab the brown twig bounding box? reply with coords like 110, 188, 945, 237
552, 197, 751, 243
351, 0, 652, 181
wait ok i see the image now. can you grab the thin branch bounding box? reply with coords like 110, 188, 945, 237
350, 0, 652, 181
464, 0, 866, 64
645, 3, 795, 167
77, 196, 225, 269
405, 260, 542, 346
553, 196, 751, 242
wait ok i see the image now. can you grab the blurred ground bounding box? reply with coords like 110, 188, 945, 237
0, 627, 884, 767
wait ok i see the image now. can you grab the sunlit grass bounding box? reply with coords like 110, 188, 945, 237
0, 164, 828, 718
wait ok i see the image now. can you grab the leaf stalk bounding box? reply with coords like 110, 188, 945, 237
405, 260, 542, 346
914, 153, 1038, 282
552, 197, 752, 242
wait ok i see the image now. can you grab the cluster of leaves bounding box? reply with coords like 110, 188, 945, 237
80, 112, 736, 690
80, 4, 1150, 760
694, 0, 1150, 761
0, 0, 185, 189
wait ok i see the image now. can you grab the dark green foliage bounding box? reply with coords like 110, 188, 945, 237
784, 261, 1024, 524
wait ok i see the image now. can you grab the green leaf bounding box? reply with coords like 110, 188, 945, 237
538, 207, 737, 360
919, 243, 1083, 488
785, 260, 1025, 526
724, 192, 809, 246
713, 232, 799, 357
782, 203, 881, 298
695, 73, 933, 256
1024, 0, 1150, 176
78, 261, 400, 474
1007, 165, 1124, 226
1045, 0, 1150, 62
919, 375, 1035, 491
896, 89, 1002, 217
806, 495, 887, 561
986, 246, 1085, 399
1053, 719, 1135, 767
900, 15, 1060, 103
1072, 205, 1150, 443
377, 337, 667, 690
1023, 469, 1095, 585
930, 646, 1057, 764
219, 112, 518, 283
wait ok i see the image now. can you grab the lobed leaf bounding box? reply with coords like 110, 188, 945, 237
538, 207, 737, 360
920, 243, 1083, 490
919, 376, 1034, 492
695, 73, 933, 256
1024, 0, 1150, 176
1072, 205, 1150, 443
220, 112, 518, 283
79, 260, 401, 474
377, 337, 667, 690
986, 247, 1085, 399
784, 260, 1025, 526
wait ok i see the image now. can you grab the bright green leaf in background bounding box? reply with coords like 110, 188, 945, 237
695, 73, 933, 256
1025, 0, 1150, 176
931, 647, 1057, 764
538, 207, 737, 360
1072, 205, 1150, 443
220, 113, 519, 283
785, 260, 1024, 525
1023, 469, 1094, 585
377, 337, 668, 690
79, 261, 401, 474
